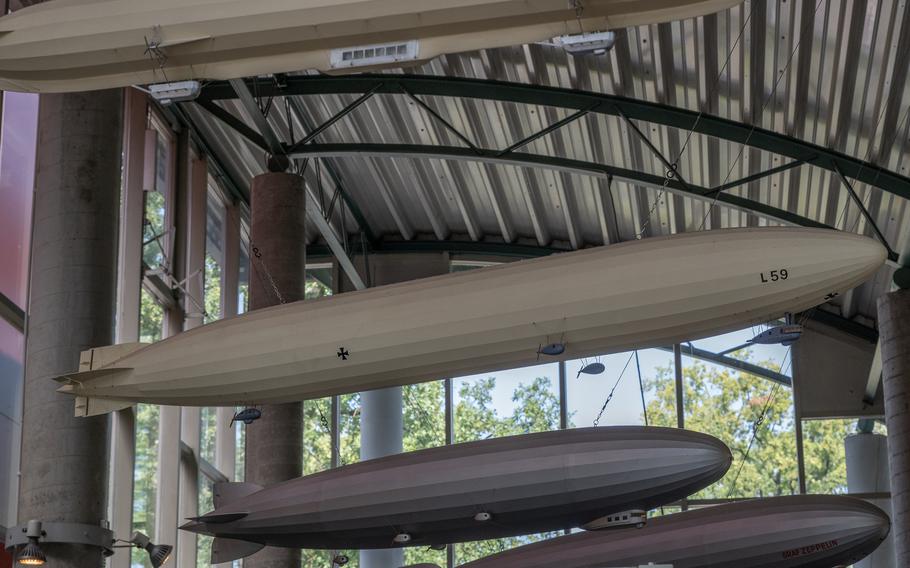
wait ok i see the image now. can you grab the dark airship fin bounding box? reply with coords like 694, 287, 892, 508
191, 511, 249, 524
211, 537, 264, 564
214, 481, 263, 508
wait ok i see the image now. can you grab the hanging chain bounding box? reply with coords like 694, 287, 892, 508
316, 401, 343, 467
570, 0, 585, 34
724, 345, 792, 497
593, 351, 636, 426
250, 243, 286, 304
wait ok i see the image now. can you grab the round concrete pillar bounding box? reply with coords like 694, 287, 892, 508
18, 90, 123, 568
244, 172, 305, 568
846, 432, 895, 568
878, 289, 910, 565
360, 387, 404, 568
356, 253, 449, 568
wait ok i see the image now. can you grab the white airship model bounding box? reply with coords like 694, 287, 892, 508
56, 227, 885, 415
0, 0, 743, 93
180, 427, 732, 562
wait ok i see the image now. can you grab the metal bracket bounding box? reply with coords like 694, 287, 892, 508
5, 522, 115, 555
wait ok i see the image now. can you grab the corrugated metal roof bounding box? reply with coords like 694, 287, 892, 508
183, 0, 910, 326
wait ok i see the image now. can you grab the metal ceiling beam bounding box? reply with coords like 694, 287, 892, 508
227, 78, 367, 290
707, 159, 808, 196
194, 98, 269, 153
285, 97, 376, 243
0, 290, 24, 332
307, 239, 565, 259
286, 85, 382, 153
286, 142, 867, 242
657, 344, 792, 387
498, 105, 593, 156
201, 74, 910, 203
228, 78, 285, 156
832, 162, 896, 258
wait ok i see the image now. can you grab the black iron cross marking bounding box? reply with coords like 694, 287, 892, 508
337, 347, 350, 361
824, 292, 839, 301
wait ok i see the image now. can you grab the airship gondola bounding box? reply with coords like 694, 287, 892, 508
56, 227, 886, 415
455, 494, 890, 568
180, 427, 732, 563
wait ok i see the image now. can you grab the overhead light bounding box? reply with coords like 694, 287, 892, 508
552, 31, 616, 56
15, 521, 46, 567
146, 81, 202, 105
128, 532, 173, 568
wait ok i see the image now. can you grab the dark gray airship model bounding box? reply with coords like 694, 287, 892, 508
455, 494, 890, 568
180, 427, 731, 562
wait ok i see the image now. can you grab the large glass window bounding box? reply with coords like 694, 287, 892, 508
338, 393, 361, 464
204, 184, 226, 324
453, 363, 560, 443
802, 418, 862, 495
0, 319, 24, 528
403, 380, 445, 452
139, 288, 164, 343
568, 349, 674, 428
0, 92, 38, 308
196, 477, 215, 568
132, 404, 160, 568
238, 227, 250, 315
676, 328, 798, 498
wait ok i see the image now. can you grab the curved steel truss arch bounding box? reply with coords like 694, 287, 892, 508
200, 74, 910, 201
196, 73, 908, 261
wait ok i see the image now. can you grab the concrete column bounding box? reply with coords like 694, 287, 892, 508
244, 173, 305, 568
878, 289, 910, 565
846, 432, 895, 568
356, 253, 449, 568
18, 90, 122, 568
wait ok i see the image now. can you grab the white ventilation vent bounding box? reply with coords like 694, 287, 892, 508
330, 40, 420, 69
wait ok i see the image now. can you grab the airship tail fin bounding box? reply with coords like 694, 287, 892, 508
214, 482, 263, 508
212, 537, 264, 564
53, 343, 149, 417
73, 394, 134, 417
54, 366, 135, 417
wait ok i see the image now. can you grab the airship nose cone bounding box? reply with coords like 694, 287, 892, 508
686, 430, 733, 478
865, 501, 892, 540
838, 496, 892, 543
838, 231, 888, 272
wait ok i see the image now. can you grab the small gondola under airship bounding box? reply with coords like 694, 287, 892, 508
55, 227, 885, 415
180, 427, 732, 562
0, 0, 743, 93
454, 494, 890, 568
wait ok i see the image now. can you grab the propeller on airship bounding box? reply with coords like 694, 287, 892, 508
230, 407, 262, 427
577, 357, 606, 378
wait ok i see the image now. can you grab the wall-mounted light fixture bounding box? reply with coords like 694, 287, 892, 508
14, 521, 45, 566
116, 532, 173, 568
5, 521, 172, 568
